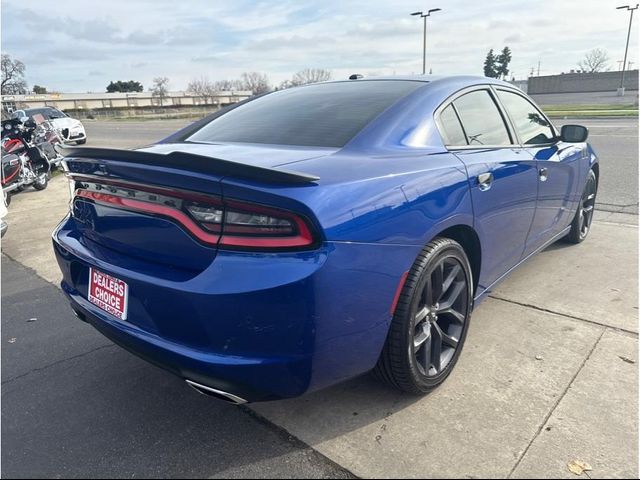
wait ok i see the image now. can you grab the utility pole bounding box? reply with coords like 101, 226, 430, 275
537, 60, 541, 76
616, 4, 639, 95
410, 8, 442, 75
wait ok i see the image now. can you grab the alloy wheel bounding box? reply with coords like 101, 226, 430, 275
412, 256, 469, 377
579, 174, 597, 238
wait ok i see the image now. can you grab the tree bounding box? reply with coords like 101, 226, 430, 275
578, 48, 610, 73
239, 72, 271, 95
290, 68, 332, 87
187, 77, 217, 104
483, 47, 512, 79
213, 79, 243, 92
1, 54, 28, 94
483, 49, 499, 78
150, 77, 169, 106
496, 46, 512, 80
106, 80, 144, 93
32, 85, 47, 94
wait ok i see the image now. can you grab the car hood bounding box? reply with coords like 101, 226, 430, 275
139, 142, 337, 169
52, 118, 82, 128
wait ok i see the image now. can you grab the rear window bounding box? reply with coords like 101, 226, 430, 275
187, 80, 425, 148
438, 105, 467, 146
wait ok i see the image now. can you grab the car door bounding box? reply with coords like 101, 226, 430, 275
436, 87, 539, 293
494, 88, 582, 255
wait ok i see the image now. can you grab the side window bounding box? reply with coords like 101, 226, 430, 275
497, 90, 554, 145
438, 105, 467, 146
452, 90, 512, 146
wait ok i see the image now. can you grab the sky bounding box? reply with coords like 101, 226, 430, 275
1, 0, 638, 93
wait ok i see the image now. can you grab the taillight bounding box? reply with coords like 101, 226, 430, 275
71, 178, 318, 250
184, 199, 315, 249
217, 200, 315, 249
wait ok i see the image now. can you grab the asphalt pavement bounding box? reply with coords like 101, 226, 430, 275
556, 118, 638, 214
1, 257, 355, 479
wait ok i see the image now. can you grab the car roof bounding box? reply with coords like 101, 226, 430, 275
24, 107, 53, 113
325, 74, 516, 88
332, 75, 524, 152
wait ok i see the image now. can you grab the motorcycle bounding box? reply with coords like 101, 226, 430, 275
1, 118, 53, 205
2, 115, 64, 167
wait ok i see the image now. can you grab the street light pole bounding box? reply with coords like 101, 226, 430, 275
616, 4, 639, 95
411, 8, 441, 75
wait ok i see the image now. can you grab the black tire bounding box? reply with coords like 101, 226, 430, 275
564, 169, 597, 244
4, 191, 11, 207
14, 185, 25, 193
374, 237, 473, 394
76, 138, 87, 145
33, 173, 49, 191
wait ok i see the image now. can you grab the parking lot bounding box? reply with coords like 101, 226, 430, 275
2, 117, 638, 478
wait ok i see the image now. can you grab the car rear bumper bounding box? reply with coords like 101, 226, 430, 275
53, 217, 422, 401
63, 285, 308, 402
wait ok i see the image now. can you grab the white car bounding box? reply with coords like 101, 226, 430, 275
12, 107, 86, 144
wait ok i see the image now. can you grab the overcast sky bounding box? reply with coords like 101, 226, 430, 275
2, 0, 638, 92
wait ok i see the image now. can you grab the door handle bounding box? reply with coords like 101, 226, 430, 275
539, 167, 549, 182
477, 172, 493, 191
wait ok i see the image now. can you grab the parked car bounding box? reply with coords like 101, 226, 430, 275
12, 107, 86, 145
52, 76, 598, 403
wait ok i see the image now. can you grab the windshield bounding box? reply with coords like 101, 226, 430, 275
187, 80, 425, 148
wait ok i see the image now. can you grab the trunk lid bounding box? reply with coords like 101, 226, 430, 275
63, 144, 324, 272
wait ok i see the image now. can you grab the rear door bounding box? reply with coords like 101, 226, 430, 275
436, 87, 538, 292
494, 88, 582, 255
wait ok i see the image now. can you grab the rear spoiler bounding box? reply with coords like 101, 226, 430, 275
58, 146, 320, 185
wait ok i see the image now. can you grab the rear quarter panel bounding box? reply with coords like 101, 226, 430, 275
219, 151, 475, 391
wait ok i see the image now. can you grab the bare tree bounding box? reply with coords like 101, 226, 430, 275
150, 77, 170, 106
1, 54, 27, 94
213, 79, 243, 92
290, 68, 332, 86
578, 48, 611, 73
187, 76, 218, 104
239, 72, 271, 95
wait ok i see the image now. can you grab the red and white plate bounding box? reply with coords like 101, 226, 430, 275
88, 267, 129, 321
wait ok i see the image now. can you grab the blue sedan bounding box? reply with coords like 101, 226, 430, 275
53, 76, 598, 403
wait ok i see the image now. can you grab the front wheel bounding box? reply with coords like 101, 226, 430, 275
374, 237, 473, 394
76, 138, 87, 145
33, 173, 49, 191
564, 169, 597, 244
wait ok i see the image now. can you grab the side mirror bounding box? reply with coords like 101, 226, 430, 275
560, 124, 588, 143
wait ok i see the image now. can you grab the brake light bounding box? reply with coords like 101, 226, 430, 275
71, 179, 317, 250
183, 199, 315, 248
219, 200, 315, 249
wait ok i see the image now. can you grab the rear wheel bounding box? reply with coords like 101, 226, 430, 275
374, 237, 473, 394
565, 169, 597, 244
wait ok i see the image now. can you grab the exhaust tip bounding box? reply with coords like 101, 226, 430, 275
185, 379, 247, 405
72, 308, 87, 322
